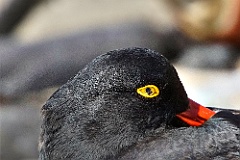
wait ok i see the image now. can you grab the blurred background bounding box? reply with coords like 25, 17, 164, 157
0, 0, 240, 159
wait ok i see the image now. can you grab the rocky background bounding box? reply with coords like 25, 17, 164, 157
0, 0, 240, 160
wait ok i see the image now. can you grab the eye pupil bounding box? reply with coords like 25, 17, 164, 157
146, 88, 152, 95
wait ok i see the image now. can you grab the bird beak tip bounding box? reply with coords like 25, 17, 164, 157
176, 99, 216, 126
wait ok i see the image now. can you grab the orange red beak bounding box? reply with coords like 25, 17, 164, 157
176, 99, 216, 126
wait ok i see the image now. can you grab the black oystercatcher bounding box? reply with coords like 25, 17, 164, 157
39, 48, 239, 160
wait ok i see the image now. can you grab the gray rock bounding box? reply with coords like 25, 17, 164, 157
0, 24, 188, 99
0, 105, 41, 160
178, 44, 239, 68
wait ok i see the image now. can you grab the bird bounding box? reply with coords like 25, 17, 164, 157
39, 47, 240, 160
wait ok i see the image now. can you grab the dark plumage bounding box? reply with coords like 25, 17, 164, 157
39, 48, 240, 160
119, 109, 240, 160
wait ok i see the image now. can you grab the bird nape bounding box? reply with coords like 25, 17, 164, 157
39, 47, 240, 160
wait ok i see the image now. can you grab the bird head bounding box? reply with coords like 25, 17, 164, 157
39, 48, 213, 159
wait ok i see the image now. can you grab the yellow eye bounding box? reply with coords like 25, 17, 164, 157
137, 85, 160, 98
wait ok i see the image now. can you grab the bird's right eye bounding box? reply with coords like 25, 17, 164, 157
137, 85, 160, 98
